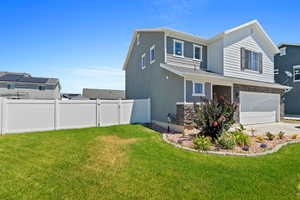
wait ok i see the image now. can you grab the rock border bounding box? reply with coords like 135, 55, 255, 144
162, 134, 300, 157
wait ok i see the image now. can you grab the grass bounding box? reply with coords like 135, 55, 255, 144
0, 125, 299, 200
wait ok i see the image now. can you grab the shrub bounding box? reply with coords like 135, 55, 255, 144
256, 136, 265, 143
233, 131, 251, 146
193, 98, 237, 141
266, 132, 275, 141
278, 131, 285, 139
193, 136, 212, 151
292, 134, 299, 139
217, 133, 236, 149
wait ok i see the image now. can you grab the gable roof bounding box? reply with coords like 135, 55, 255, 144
123, 20, 279, 70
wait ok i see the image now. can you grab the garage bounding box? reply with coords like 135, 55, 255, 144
240, 91, 280, 125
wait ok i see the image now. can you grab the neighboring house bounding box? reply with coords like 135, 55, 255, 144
61, 93, 89, 100
82, 88, 125, 100
274, 43, 300, 115
0, 72, 61, 99
123, 20, 289, 128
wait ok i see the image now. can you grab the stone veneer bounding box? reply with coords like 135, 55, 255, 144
176, 84, 285, 127
176, 103, 199, 127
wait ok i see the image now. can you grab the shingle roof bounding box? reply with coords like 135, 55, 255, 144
0, 72, 60, 86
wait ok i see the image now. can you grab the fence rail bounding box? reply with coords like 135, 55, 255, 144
0, 98, 151, 134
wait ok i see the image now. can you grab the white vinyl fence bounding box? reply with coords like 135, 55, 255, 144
0, 98, 151, 134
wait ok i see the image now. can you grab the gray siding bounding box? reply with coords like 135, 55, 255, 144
125, 32, 184, 122
185, 81, 211, 102
275, 45, 300, 115
0, 86, 60, 99
166, 36, 207, 70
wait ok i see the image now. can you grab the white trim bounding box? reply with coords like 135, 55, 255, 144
293, 65, 300, 82
274, 68, 279, 75
150, 45, 156, 64
136, 33, 140, 46
279, 47, 286, 56
164, 33, 167, 63
183, 77, 186, 103
192, 81, 205, 96
141, 53, 146, 70
193, 44, 203, 61
173, 39, 184, 58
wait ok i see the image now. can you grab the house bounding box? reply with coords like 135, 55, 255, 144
82, 88, 125, 100
274, 43, 300, 116
123, 20, 289, 129
0, 72, 61, 99
61, 93, 89, 100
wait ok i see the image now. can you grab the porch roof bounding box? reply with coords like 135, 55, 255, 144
160, 63, 290, 90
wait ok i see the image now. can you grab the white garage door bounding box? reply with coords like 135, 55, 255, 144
240, 91, 280, 125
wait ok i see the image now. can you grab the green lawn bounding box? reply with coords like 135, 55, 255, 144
0, 125, 299, 200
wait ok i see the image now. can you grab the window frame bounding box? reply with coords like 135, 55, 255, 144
141, 53, 146, 70
274, 68, 279, 75
242, 48, 262, 72
193, 44, 203, 61
137, 33, 140, 46
192, 81, 205, 96
173, 39, 184, 58
150, 45, 155, 64
293, 65, 300, 82
279, 47, 286, 56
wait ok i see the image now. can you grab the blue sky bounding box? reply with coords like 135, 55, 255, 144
0, 0, 299, 93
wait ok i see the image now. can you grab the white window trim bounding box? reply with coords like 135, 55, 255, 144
141, 53, 146, 70
293, 65, 300, 82
173, 39, 184, 58
150, 45, 155, 64
274, 68, 279, 75
280, 47, 286, 56
193, 44, 203, 61
192, 81, 205, 96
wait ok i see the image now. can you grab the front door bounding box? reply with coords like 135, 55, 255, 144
212, 85, 232, 103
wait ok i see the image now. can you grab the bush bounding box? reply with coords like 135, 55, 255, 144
292, 134, 299, 139
233, 131, 250, 146
193, 136, 212, 151
266, 132, 275, 141
193, 98, 237, 140
217, 133, 236, 149
256, 136, 265, 143
278, 131, 285, 139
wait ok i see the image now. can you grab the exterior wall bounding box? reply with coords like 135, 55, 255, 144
166, 36, 207, 70
223, 26, 275, 83
176, 104, 198, 126
185, 80, 211, 102
207, 38, 224, 74
233, 84, 284, 121
125, 32, 184, 123
275, 45, 300, 115
0, 85, 60, 99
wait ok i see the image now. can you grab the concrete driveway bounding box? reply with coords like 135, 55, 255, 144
244, 122, 300, 136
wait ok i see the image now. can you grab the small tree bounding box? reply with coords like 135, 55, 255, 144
193, 97, 237, 141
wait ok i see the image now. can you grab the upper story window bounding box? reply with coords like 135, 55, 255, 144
279, 47, 286, 56
274, 68, 279, 75
241, 48, 263, 73
192, 81, 205, 96
294, 66, 300, 82
137, 33, 140, 46
150, 45, 155, 64
38, 85, 46, 90
141, 53, 146, 70
173, 39, 184, 57
193, 45, 203, 61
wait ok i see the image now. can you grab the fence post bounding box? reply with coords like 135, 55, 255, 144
54, 99, 59, 130
96, 99, 100, 127
1, 98, 7, 135
119, 99, 122, 125
147, 98, 151, 123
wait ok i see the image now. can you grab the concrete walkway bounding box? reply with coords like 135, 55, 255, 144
244, 122, 300, 136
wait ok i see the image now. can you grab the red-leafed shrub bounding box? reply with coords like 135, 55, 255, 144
193, 97, 237, 141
